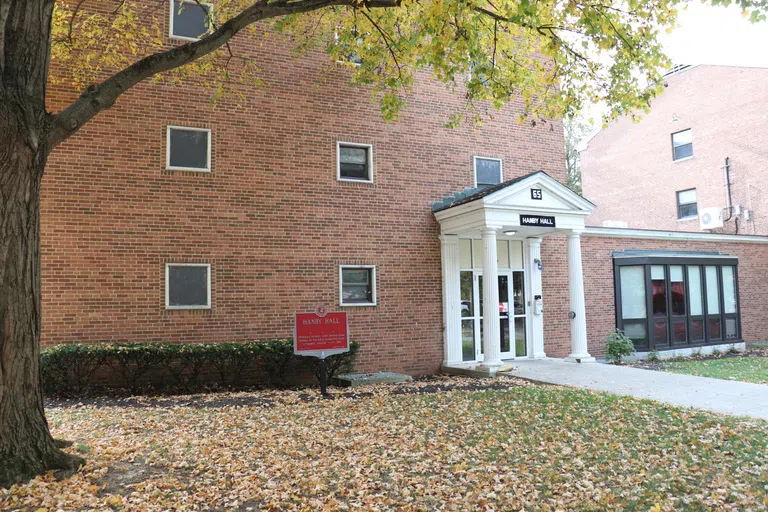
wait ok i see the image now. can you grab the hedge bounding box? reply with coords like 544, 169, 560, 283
41, 340, 359, 396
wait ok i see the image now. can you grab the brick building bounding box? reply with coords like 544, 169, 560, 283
580, 64, 768, 235
41, 3, 768, 376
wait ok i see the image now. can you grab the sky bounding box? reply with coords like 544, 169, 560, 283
661, 3, 768, 68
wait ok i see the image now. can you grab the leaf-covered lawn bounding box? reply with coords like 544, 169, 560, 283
661, 356, 768, 385
3, 377, 768, 511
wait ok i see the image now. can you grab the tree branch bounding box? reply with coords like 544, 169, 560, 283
47, 0, 399, 149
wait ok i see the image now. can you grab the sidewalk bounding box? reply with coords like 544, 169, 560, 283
503, 358, 768, 420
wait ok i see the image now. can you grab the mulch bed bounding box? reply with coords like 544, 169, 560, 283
631, 345, 768, 371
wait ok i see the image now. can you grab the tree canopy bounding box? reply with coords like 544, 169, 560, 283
48, 0, 768, 143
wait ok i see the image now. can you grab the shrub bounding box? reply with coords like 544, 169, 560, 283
646, 349, 660, 363
41, 340, 360, 397
605, 329, 636, 364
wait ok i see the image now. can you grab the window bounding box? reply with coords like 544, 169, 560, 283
337, 142, 373, 182
474, 157, 502, 190
170, 0, 212, 41
614, 255, 740, 351
167, 126, 211, 172
677, 189, 698, 220
672, 129, 693, 160
340, 266, 376, 306
166, 264, 211, 309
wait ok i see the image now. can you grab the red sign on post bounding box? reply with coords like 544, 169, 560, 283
294, 310, 349, 358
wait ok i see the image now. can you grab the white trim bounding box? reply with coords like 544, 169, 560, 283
165, 263, 212, 310
166, 125, 212, 172
624, 341, 745, 362
339, 265, 377, 307
169, 0, 214, 42
473, 156, 503, 188
583, 226, 768, 244
336, 141, 374, 183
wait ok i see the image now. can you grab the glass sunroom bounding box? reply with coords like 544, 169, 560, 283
613, 251, 741, 351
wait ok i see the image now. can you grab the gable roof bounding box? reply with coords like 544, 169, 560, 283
432, 170, 595, 213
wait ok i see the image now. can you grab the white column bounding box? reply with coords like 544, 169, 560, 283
440, 234, 462, 365
481, 227, 503, 367
565, 231, 595, 363
527, 237, 546, 358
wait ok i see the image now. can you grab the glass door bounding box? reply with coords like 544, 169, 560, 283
472, 272, 524, 361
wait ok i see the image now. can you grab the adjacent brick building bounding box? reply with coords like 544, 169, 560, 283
580, 64, 768, 235
41, 3, 768, 376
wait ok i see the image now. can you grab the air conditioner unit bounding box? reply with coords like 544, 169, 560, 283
699, 207, 724, 230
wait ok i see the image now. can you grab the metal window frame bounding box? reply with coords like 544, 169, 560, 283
169, 0, 214, 42
613, 255, 741, 351
165, 263, 212, 310
676, 188, 698, 219
339, 265, 377, 306
166, 125, 212, 172
473, 156, 503, 188
336, 142, 374, 183
671, 128, 693, 161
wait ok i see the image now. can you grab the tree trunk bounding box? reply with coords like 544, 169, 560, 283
0, 103, 83, 488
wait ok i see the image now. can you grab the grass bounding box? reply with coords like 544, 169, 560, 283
661, 356, 768, 384
3, 378, 768, 511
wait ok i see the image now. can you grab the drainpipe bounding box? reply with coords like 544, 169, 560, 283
723, 157, 734, 227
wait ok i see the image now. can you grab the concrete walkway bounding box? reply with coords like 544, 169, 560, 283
503, 359, 768, 421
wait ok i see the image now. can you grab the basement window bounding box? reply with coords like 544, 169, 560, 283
170, 0, 213, 41
167, 126, 211, 172
337, 142, 373, 182
166, 264, 211, 309
340, 265, 376, 306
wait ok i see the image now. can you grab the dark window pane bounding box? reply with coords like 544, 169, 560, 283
500, 318, 510, 353
462, 320, 475, 361
673, 143, 693, 160
339, 146, 370, 180
653, 320, 668, 344
169, 128, 209, 169
342, 268, 373, 303
651, 266, 666, 316
725, 317, 738, 340
475, 158, 501, 187
168, 266, 208, 307
460, 271, 473, 317
671, 319, 687, 344
172, 0, 211, 39
498, 275, 509, 316
670, 266, 686, 315
678, 202, 698, 219
708, 318, 722, 340
690, 319, 705, 342
513, 271, 525, 315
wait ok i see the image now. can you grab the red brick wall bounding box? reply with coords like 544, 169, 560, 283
581, 65, 768, 235
580, 235, 768, 357
41, 5, 568, 375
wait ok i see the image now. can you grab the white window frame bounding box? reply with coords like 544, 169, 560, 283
339, 265, 377, 307
166, 125, 212, 172
473, 156, 503, 188
337, 142, 374, 183
165, 263, 212, 310
169, 0, 214, 42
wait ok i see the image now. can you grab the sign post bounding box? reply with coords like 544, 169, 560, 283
294, 305, 349, 398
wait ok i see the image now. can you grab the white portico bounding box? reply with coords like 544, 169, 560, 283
433, 171, 596, 375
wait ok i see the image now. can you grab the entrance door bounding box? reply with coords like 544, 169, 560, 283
472, 271, 527, 361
